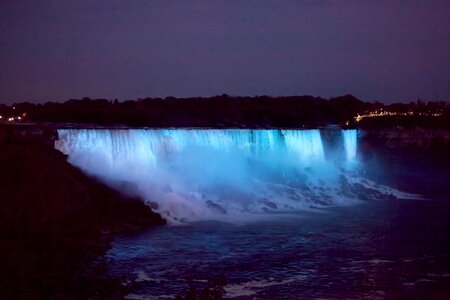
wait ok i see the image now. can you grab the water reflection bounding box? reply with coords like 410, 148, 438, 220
107, 200, 450, 299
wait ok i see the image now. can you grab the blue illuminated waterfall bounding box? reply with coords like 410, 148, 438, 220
55, 129, 373, 223
342, 129, 357, 162
56, 129, 330, 164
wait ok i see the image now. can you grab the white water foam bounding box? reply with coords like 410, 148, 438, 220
55, 128, 416, 223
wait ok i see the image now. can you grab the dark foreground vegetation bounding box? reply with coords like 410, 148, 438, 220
1, 94, 448, 128
0, 132, 165, 298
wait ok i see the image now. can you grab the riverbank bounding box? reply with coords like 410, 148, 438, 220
0, 131, 165, 298
0, 138, 165, 235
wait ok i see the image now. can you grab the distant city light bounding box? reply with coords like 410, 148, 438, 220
354, 110, 443, 122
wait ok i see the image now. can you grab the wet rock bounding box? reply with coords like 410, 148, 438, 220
351, 183, 384, 201
206, 200, 227, 215
312, 197, 330, 206
149, 201, 160, 210
258, 198, 278, 209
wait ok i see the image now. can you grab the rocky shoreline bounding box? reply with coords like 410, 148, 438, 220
0, 135, 165, 236
0, 125, 166, 298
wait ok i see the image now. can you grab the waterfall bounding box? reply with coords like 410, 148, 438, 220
342, 129, 358, 162
55, 129, 328, 166
54, 128, 372, 223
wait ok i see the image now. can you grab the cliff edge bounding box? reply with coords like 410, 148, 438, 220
0, 127, 165, 235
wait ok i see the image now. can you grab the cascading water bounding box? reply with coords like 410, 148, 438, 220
342, 129, 357, 163
55, 128, 412, 223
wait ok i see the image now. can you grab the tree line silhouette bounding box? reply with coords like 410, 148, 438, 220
1, 94, 448, 128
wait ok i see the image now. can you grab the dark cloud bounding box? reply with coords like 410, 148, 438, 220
1, 0, 449, 104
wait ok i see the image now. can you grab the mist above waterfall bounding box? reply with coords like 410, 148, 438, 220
55, 128, 411, 223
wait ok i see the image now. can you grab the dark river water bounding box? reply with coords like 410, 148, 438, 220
104, 151, 450, 299
106, 200, 450, 299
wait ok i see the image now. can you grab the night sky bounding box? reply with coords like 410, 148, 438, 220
1, 0, 449, 104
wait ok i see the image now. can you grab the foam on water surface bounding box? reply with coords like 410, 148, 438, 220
55, 128, 416, 223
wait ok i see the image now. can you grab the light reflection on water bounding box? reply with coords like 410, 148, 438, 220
106, 200, 450, 299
